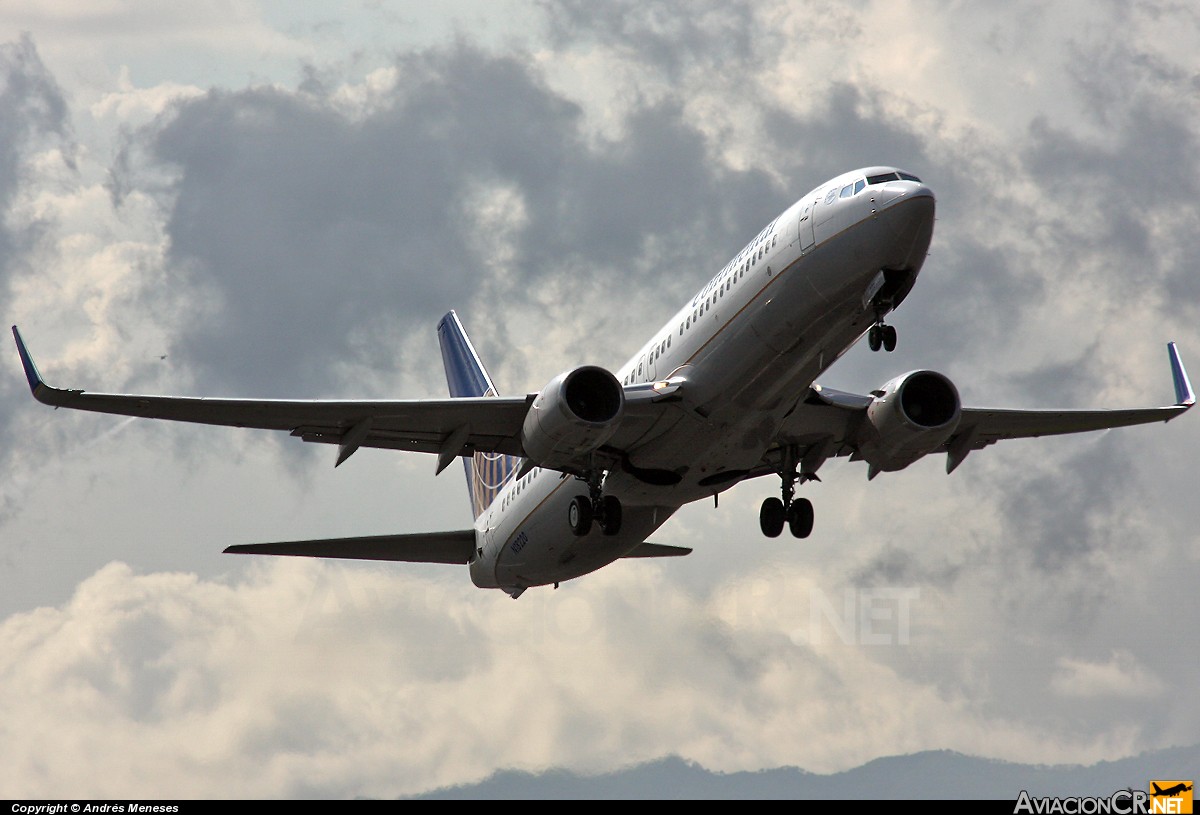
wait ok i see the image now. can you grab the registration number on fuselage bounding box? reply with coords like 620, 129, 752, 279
509, 531, 530, 554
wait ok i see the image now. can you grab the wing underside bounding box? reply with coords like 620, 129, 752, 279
11, 326, 680, 474
14, 326, 532, 464
12, 327, 1193, 487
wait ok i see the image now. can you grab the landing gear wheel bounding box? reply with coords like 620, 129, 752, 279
568, 495, 593, 536
882, 324, 897, 352
868, 324, 883, 352
599, 495, 623, 536
787, 498, 814, 538
759, 497, 786, 538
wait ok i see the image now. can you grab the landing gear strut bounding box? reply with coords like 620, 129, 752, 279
568, 470, 623, 537
759, 445, 814, 539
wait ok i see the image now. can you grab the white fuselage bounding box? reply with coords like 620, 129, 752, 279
471, 168, 936, 593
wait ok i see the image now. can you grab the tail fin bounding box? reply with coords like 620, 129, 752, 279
437, 311, 519, 519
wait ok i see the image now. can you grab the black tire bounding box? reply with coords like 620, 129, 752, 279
868, 325, 882, 352
568, 495, 593, 536
788, 498, 814, 538
882, 325, 897, 352
600, 495, 623, 536
759, 497, 786, 537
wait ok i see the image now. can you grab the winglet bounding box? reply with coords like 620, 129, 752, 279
1168, 342, 1194, 407
12, 325, 45, 396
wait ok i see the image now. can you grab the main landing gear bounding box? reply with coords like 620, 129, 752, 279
759, 446, 814, 539
568, 471, 623, 537
867, 321, 897, 353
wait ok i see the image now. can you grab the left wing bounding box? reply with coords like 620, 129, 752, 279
768, 342, 1193, 477
13, 326, 531, 467
940, 342, 1193, 471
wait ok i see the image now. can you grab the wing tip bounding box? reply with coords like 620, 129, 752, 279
1167, 342, 1195, 407
12, 325, 46, 396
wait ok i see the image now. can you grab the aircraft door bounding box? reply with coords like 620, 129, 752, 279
799, 199, 815, 252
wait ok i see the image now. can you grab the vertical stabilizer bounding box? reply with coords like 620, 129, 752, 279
437, 311, 519, 519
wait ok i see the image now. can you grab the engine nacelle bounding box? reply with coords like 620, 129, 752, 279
521, 366, 625, 469
858, 370, 961, 473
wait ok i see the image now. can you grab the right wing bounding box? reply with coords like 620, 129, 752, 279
224, 530, 476, 563
14, 326, 531, 468
13, 326, 688, 475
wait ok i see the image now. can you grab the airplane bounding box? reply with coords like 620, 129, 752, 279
1152, 783, 1193, 797
12, 166, 1195, 599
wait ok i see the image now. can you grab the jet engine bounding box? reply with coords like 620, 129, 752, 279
857, 370, 961, 474
521, 366, 625, 470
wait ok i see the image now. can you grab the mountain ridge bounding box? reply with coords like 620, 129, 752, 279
415, 744, 1200, 799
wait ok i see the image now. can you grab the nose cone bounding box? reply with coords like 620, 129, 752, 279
905, 181, 935, 205
875, 180, 935, 270
875, 177, 935, 208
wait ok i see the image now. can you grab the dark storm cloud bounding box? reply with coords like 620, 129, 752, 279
1022, 94, 1200, 309
761, 84, 932, 183
997, 434, 1138, 578
127, 44, 782, 396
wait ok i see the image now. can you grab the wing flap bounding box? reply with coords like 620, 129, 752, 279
224, 530, 477, 564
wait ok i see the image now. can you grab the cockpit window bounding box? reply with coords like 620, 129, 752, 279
839, 184, 854, 198
854, 179, 865, 195
867, 171, 923, 185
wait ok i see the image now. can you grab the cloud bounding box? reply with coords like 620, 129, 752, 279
2, 0, 1200, 798
0, 558, 1166, 798
1051, 651, 1166, 700
106, 43, 789, 397
0, 34, 70, 287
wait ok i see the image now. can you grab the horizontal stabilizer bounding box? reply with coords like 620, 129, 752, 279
621, 541, 693, 558
224, 529, 476, 564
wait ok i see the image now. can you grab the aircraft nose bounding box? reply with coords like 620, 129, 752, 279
880, 180, 935, 217
906, 182, 935, 203
877, 181, 936, 255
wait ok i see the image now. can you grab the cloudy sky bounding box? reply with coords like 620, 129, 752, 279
1, 0, 1198, 799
